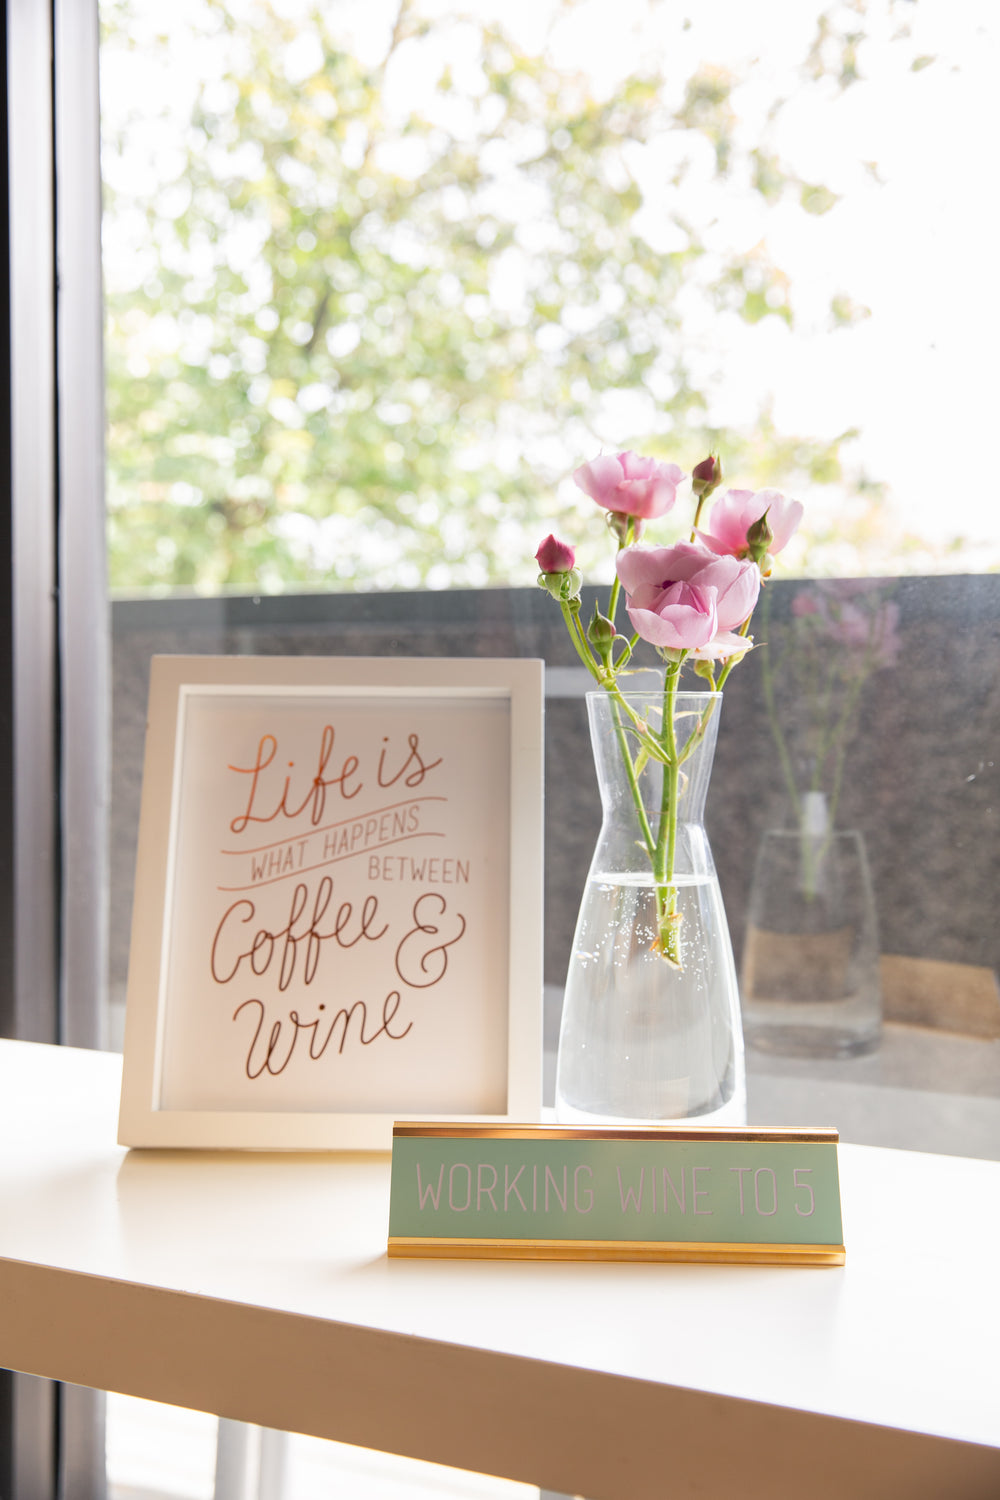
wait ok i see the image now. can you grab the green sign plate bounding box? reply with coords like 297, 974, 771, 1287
388, 1123, 844, 1265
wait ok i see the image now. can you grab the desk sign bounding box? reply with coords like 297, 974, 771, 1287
387, 1123, 845, 1265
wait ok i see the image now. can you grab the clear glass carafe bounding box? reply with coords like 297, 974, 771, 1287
741, 792, 882, 1057
555, 686, 746, 1126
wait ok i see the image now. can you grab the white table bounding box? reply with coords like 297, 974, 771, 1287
0, 1040, 998, 1499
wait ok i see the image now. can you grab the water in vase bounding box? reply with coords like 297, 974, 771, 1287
555, 872, 746, 1126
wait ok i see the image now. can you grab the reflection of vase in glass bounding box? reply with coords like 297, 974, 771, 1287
555, 686, 745, 1126
741, 792, 882, 1057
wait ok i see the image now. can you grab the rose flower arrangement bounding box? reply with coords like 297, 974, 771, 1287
536, 450, 802, 967
758, 577, 898, 898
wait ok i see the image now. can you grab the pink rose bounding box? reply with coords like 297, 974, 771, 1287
828, 602, 877, 652
790, 589, 821, 618
868, 601, 901, 668
616, 541, 761, 656
574, 451, 685, 520
792, 584, 900, 668
535, 534, 576, 574
697, 488, 803, 559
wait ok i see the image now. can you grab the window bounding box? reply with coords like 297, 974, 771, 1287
99, 0, 1000, 1144
2, 1, 997, 1496
100, 0, 1000, 596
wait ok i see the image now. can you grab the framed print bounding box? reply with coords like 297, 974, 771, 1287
118, 655, 544, 1150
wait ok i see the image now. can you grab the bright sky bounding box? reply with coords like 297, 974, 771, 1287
101, 0, 1000, 573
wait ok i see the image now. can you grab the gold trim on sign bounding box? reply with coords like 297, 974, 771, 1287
387, 1236, 847, 1266
391, 1121, 840, 1145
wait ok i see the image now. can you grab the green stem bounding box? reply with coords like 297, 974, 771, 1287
761, 635, 827, 900
610, 636, 633, 672
610, 700, 657, 864
676, 692, 721, 769
560, 597, 665, 910
560, 600, 602, 683
605, 515, 635, 629
823, 664, 870, 836
600, 679, 670, 755
652, 662, 684, 967
759, 591, 802, 828
715, 614, 754, 691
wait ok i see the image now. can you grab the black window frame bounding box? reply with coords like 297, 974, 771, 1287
2, 0, 107, 1495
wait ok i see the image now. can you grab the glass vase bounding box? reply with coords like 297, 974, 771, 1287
741, 792, 882, 1057
555, 683, 746, 1126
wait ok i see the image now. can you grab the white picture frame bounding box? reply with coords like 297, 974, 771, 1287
118, 655, 544, 1150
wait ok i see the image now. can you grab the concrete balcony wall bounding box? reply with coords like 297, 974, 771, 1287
109, 576, 999, 1024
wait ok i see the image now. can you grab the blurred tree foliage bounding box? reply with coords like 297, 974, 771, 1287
101, 0, 902, 594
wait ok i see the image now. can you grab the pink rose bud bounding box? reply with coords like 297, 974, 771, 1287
608, 510, 638, 546
691, 454, 722, 498
790, 589, 822, 618
535, 534, 576, 574
697, 488, 803, 560
587, 606, 617, 651
587, 609, 617, 645
745, 510, 773, 565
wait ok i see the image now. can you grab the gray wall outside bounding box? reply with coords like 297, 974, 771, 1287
109, 576, 999, 1006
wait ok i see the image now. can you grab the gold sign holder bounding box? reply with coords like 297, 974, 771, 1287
388, 1123, 846, 1266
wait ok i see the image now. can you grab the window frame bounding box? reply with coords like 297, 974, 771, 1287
3, 0, 107, 1495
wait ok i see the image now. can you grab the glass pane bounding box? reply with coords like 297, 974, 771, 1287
100, 1, 999, 1125
101, 0, 1000, 594
100, 0, 998, 1157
